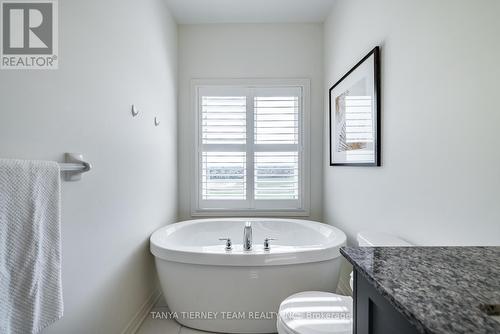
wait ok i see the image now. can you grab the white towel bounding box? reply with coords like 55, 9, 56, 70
0, 159, 63, 334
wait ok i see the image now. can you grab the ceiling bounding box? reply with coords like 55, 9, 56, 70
164, 0, 335, 24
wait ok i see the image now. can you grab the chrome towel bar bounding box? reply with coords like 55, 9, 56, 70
59, 162, 91, 172
61, 153, 92, 181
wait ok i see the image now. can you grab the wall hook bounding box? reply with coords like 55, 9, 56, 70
154, 117, 160, 126
131, 105, 139, 117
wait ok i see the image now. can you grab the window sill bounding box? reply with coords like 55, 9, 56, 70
190, 209, 310, 217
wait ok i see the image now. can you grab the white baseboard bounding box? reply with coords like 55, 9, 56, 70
121, 288, 162, 334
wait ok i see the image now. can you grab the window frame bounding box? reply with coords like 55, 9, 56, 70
191, 78, 311, 217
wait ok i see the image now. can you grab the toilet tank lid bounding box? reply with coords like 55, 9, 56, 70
278, 291, 352, 334
357, 231, 413, 246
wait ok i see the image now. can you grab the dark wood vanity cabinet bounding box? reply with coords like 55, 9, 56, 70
353, 270, 420, 334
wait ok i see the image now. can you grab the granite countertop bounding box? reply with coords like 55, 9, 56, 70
341, 247, 500, 334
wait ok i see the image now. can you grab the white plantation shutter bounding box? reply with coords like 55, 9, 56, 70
202, 96, 246, 145
254, 96, 299, 145
202, 152, 246, 200
196, 84, 306, 212
253, 87, 301, 207
254, 152, 299, 200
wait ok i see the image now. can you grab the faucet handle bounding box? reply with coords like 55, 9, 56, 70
219, 238, 232, 251
263, 238, 277, 251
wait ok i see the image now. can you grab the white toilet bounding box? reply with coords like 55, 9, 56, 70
276, 231, 412, 334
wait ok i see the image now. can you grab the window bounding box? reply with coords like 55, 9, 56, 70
192, 80, 310, 215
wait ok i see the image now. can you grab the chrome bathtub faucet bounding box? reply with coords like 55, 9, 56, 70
243, 221, 252, 251
219, 238, 232, 251
263, 238, 276, 251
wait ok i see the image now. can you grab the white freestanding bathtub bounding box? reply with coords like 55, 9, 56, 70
150, 218, 347, 334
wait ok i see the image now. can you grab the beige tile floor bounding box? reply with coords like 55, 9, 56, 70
136, 297, 217, 334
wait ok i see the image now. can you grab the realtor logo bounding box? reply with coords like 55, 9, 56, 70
1, 0, 58, 69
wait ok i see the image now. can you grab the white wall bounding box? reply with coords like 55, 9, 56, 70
324, 0, 500, 246
0, 0, 178, 332
178, 23, 324, 220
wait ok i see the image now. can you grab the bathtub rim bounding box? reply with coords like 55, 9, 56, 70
150, 218, 347, 266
